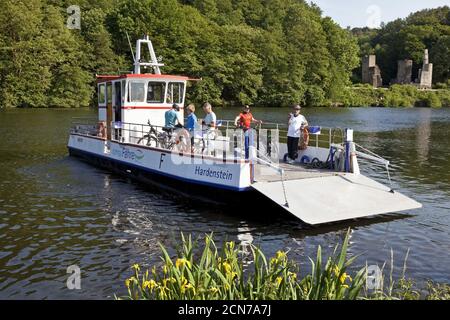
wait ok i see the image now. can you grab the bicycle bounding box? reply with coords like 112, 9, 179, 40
137, 120, 190, 152
137, 120, 159, 147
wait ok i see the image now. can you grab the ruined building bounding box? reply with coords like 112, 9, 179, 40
362, 55, 383, 88
415, 49, 433, 89
394, 59, 413, 84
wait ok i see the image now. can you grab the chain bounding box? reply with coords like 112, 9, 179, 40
280, 170, 289, 208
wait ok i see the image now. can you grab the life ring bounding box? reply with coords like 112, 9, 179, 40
298, 127, 309, 150
172, 128, 191, 153
97, 121, 106, 139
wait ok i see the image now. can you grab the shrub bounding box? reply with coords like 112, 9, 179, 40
118, 230, 366, 300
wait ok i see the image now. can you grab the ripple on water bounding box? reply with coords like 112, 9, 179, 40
1, 108, 450, 298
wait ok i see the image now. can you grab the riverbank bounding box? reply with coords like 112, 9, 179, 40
335, 85, 450, 108
120, 232, 450, 300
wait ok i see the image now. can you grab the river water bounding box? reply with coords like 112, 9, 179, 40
0, 107, 449, 299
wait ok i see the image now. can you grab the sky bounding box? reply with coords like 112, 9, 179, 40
310, 0, 450, 28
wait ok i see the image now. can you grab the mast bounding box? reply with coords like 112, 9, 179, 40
133, 35, 164, 75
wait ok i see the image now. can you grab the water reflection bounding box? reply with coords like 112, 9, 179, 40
416, 109, 431, 165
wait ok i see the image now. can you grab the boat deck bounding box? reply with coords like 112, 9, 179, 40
254, 162, 341, 182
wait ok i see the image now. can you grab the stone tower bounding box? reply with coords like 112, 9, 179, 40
394, 59, 413, 84
362, 55, 383, 88
415, 49, 433, 89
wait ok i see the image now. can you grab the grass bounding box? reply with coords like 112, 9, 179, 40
117, 230, 449, 300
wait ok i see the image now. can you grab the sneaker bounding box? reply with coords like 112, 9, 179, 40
286, 158, 294, 164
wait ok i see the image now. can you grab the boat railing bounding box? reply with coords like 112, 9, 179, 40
70, 118, 345, 161
70, 118, 103, 138
203, 119, 344, 149
110, 121, 245, 158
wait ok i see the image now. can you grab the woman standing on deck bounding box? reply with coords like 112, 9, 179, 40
286, 104, 308, 164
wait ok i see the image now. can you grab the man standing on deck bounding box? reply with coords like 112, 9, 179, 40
202, 102, 216, 131
201, 102, 217, 155
234, 105, 262, 159
286, 104, 308, 164
165, 103, 183, 129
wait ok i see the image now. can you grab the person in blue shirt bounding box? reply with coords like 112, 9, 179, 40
185, 103, 197, 151
165, 104, 183, 129
185, 104, 197, 132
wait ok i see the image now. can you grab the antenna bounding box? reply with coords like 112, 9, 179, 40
125, 31, 135, 64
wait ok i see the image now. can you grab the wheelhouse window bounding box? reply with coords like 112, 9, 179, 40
147, 82, 166, 103
98, 84, 106, 104
128, 81, 146, 102
107, 83, 112, 104
166, 82, 184, 104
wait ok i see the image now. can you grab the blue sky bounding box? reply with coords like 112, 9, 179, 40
310, 0, 450, 28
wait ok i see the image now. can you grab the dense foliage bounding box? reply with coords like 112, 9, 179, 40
0, 0, 359, 108
352, 6, 450, 86
0, 1, 448, 108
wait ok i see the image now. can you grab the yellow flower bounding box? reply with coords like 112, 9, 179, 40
132, 263, 140, 272
175, 258, 191, 269
159, 286, 167, 298
143, 279, 157, 290
231, 271, 238, 280
288, 272, 297, 281
222, 261, 232, 274
276, 276, 283, 286
276, 250, 286, 260
340, 272, 350, 284
125, 278, 131, 288
209, 287, 219, 294
162, 277, 177, 287
333, 265, 340, 277
270, 257, 279, 265
184, 282, 196, 295
343, 284, 349, 289
226, 241, 235, 250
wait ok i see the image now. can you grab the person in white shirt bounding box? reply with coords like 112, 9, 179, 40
202, 102, 217, 131
200, 102, 218, 154
286, 104, 308, 163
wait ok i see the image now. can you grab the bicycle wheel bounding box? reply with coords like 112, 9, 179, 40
137, 135, 149, 146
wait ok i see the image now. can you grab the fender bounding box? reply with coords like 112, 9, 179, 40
298, 127, 309, 150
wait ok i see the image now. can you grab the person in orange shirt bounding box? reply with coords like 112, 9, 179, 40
234, 105, 262, 131
234, 105, 262, 159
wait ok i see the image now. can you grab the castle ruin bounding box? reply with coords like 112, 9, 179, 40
394, 59, 413, 84
362, 55, 383, 88
415, 49, 433, 89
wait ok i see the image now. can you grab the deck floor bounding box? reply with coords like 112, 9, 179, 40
254, 162, 341, 182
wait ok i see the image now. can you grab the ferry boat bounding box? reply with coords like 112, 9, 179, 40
68, 35, 421, 225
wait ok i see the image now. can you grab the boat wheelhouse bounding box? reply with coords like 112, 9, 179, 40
68, 35, 422, 225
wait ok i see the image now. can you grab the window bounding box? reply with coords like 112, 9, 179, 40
147, 82, 166, 103
98, 84, 106, 104
107, 83, 112, 104
128, 81, 146, 102
167, 82, 184, 104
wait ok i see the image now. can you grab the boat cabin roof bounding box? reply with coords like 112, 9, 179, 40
96, 74, 195, 84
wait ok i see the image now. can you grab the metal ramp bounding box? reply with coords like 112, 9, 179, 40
251, 173, 422, 225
